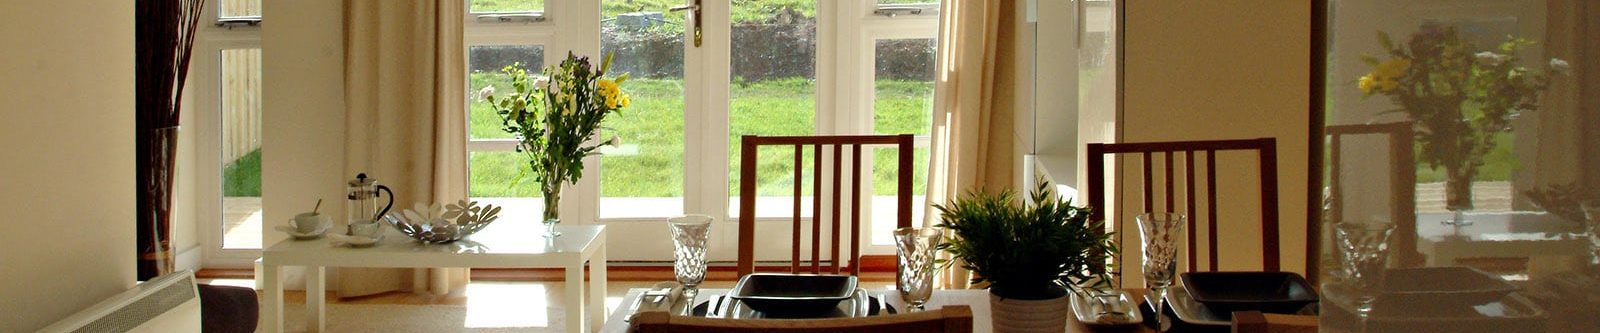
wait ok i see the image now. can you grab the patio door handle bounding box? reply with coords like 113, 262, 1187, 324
670, 0, 703, 47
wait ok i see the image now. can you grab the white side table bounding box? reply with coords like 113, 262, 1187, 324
261, 224, 607, 333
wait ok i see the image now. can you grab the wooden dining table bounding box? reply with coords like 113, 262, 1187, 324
598, 288, 1158, 333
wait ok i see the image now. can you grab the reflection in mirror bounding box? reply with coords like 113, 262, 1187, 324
1322, 1, 1599, 332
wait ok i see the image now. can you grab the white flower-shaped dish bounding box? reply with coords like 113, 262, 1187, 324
327, 233, 383, 248
274, 225, 331, 240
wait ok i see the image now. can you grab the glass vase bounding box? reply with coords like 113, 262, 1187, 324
541, 183, 561, 238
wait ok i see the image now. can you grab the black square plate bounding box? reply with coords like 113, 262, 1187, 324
728, 274, 859, 315
1180, 271, 1318, 316
1377, 266, 1516, 309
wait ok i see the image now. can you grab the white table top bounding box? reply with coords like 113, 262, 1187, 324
262, 223, 605, 268
599, 288, 1093, 333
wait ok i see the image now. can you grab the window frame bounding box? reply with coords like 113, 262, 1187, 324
196, 0, 265, 268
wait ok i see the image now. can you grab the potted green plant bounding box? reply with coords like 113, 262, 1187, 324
937, 181, 1116, 333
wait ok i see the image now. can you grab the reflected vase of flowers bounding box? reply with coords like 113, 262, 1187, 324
1358, 23, 1565, 225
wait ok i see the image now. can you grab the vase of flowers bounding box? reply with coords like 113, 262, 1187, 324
937, 181, 1116, 333
1359, 23, 1565, 222
482, 52, 630, 238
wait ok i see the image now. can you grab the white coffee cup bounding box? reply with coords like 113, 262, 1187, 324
290, 213, 332, 234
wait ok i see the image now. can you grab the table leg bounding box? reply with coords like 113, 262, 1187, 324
588, 245, 608, 330
262, 264, 283, 333
307, 266, 326, 332
566, 264, 586, 333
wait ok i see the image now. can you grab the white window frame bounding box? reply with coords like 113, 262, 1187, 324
836, 2, 940, 253
196, 0, 264, 268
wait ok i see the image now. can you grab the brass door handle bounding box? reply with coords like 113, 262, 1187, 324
669, 1, 703, 47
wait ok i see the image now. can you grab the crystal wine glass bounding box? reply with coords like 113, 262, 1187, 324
894, 227, 944, 311
668, 215, 713, 298
1334, 222, 1394, 333
1137, 213, 1185, 332
1582, 202, 1600, 269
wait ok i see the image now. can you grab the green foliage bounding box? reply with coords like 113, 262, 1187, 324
222, 148, 262, 197
935, 180, 1117, 300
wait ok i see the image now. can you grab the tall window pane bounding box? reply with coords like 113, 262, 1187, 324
598, 1, 687, 219
467, 45, 546, 220
870, 38, 934, 245
220, 48, 263, 250
728, 0, 819, 218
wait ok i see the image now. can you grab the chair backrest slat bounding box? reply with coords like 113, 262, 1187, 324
792, 144, 803, 274
831, 144, 844, 274
849, 144, 864, 276
1184, 152, 1198, 272
811, 143, 823, 274
738, 135, 916, 278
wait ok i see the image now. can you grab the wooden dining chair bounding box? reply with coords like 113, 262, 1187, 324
1325, 122, 1422, 269
737, 135, 916, 277
1084, 138, 1284, 274
626, 305, 974, 333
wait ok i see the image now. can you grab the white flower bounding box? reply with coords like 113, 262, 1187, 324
475, 86, 495, 101
1475, 51, 1507, 66
1550, 58, 1571, 74
608, 135, 621, 146
534, 77, 551, 91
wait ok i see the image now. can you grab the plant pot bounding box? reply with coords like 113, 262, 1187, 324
989, 291, 1071, 333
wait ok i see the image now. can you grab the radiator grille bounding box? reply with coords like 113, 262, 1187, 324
72, 278, 195, 333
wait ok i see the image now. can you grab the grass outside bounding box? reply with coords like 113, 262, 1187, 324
468, 73, 933, 198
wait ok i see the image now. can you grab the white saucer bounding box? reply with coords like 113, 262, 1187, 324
328, 233, 384, 248
275, 225, 331, 240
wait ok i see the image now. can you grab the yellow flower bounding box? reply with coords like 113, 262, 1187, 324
1358, 74, 1376, 94
619, 94, 631, 108
597, 79, 620, 98
605, 94, 619, 109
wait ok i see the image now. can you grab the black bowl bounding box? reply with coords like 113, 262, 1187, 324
728, 274, 859, 315
1180, 271, 1318, 316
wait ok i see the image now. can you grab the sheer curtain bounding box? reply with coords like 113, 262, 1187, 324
927, 0, 1023, 289
337, 0, 470, 297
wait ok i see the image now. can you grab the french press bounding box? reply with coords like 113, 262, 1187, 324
346, 173, 395, 228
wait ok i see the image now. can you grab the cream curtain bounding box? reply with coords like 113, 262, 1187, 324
927, 0, 1023, 289
338, 0, 470, 298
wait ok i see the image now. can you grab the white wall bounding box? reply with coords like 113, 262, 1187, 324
1119, 1, 1312, 284
0, 0, 137, 331
260, 0, 347, 252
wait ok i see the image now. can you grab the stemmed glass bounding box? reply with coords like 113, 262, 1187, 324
894, 227, 944, 311
1582, 202, 1600, 270
1334, 222, 1394, 333
1136, 213, 1185, 332
668, 215, 713, 298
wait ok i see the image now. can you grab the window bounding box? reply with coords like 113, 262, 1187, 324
196, 0, 264, 265
464, 3, 558, 223
452, 2, 941, 260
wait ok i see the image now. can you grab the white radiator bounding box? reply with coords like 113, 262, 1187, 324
36, 270, 202, 333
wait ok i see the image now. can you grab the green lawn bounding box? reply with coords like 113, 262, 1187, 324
223, 148, 262, 197
468, 74, 934, 198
